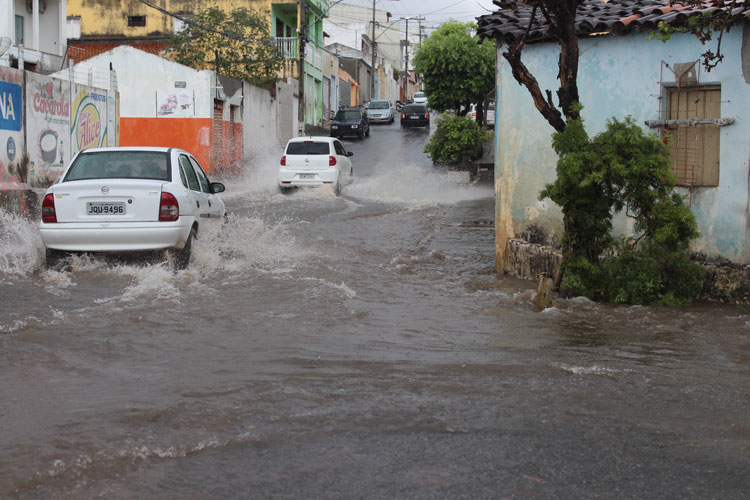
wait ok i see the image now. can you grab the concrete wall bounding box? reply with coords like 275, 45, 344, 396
494, 28, 750, 265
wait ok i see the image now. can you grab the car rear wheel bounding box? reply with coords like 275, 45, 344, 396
173, 227, 195, 270
45, 248, 68, 269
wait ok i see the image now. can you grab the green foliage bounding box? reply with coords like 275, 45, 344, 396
542, 114, 704, 306
424, 114, 487, 165
167, 7, 282, 84
412, 22, 495, 113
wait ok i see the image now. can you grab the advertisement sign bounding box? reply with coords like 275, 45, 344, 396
25, 72, 70, 187
156, 90, 194, 117
70, 85, 108, 156
0, 68, 26, 190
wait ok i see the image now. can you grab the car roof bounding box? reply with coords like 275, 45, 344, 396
78, 146, 179, 154
369, 99, 389, 103
287, 136, 336, 143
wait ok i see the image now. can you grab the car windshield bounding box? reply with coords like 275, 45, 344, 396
368, 101, 389, 109
404, 105, 426, 113
414, 93, 425, 98
63, 151, 170, 181
335, 110, 361, 120
286, 141, 330, 155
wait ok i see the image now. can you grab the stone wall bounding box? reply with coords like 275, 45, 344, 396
503, 238, 750, 304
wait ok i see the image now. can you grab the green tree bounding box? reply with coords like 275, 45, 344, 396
540, 114, 704, 306
424, 114, 488, 169
412, 21, 495, 121
167, 7, 282, 84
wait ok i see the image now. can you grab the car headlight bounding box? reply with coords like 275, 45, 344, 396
332, 126, 338, 129
352, 124, 359, 129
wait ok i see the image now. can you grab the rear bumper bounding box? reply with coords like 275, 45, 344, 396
401, 119, 429, 127
279, 167, 340, 187
40, 220, 193, 252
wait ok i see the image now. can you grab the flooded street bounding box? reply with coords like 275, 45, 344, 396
1, 121, 749, 499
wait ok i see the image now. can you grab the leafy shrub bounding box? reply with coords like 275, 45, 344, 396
542, 113, 704, 306
424, 114, 487, 166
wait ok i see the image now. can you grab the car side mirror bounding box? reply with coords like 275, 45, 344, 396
347, 152, 353, 157
211, 182, 225, 194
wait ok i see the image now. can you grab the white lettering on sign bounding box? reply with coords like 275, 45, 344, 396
0, 92, 16, 121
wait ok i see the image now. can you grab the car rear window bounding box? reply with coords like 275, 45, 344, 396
403, 105, 427, 114
335, 110, 361, 120
63, 151, 170, 182
286, 142, 331, 155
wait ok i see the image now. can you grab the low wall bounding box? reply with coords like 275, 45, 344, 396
503, 238, 750, 304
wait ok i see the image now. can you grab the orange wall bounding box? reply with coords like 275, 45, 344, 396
120, 117, 213, 172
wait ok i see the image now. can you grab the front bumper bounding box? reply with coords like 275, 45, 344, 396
40, 220, 193, 252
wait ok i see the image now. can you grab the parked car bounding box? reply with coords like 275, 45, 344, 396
330, 107, 370, 139
470, 102, 496, 128
400, 104, 430, 129
486, 101, 496, 129
412, 92, 428, 105
278, 136, 354, 195
366, 100, 395, 124
39, 147, 226, 269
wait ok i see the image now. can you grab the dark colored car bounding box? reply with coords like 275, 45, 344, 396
331, 108, 370, 139
400, 104, 430, 129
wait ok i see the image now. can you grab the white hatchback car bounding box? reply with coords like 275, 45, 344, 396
412, 92, 428, 105
39, 147, 226, 269
278, 137, 354, 195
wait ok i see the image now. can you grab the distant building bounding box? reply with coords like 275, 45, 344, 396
0, 0, 68, 73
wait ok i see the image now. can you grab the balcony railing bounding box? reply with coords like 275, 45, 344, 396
275, 37, 298, 60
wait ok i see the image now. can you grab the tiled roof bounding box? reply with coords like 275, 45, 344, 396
477, 0, 750, 44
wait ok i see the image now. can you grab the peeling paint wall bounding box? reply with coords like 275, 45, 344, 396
495, 28, 750, 266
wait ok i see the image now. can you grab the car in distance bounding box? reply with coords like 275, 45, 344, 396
278, 137, 354, 195
400, 104, 430, 129
330, 107, 370, 139
412, 91, 428, 105
366, 100, 395, 124
39, 147, 226, 269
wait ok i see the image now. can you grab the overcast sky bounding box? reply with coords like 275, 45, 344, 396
337, 0, 498, 34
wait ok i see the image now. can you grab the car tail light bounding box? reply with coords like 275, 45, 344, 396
401, 113, 405, 119
159, 192, 179, 222
42, 193, 57, 223
280, 155, 286, 166
425, 112, 429, 118
472, 112, 476, 118
329, 155, 337, 166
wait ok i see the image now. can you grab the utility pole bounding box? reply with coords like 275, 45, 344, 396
401, 17, 410, 100
298, 0, 307, 133
370, 0, 376, 101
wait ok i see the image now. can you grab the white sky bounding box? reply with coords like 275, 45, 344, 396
334, 0, 497, 35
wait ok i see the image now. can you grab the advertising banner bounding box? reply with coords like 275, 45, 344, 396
0, 68, 25, 186
25, 72, 71, 187
70, 84, 109, 157
0, 67, 28, 212
156, 90, 195, 117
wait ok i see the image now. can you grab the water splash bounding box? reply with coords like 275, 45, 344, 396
346, 162, 493, 205
0, 208, 44, 276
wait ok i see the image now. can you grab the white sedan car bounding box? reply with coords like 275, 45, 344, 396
39, 147, 226, 269
278, 136, 354, 195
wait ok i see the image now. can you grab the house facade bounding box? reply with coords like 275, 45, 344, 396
0, 0, 68, 73
478, 1, 750, 266
65, 0, 328, 127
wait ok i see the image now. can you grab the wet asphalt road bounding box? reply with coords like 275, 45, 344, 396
0, 117, 749, 499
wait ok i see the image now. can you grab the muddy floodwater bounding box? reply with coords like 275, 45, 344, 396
1, 122, 749, 499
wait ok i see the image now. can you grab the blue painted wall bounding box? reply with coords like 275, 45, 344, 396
494, 28, 750, 264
